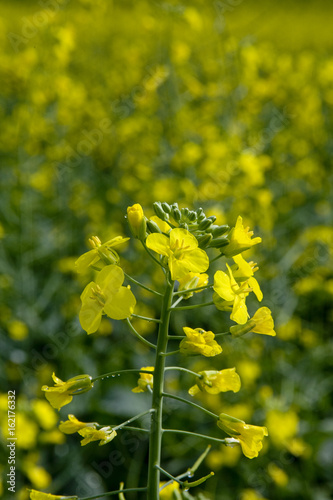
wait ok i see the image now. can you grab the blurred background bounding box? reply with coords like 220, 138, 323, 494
0, 0, 332, 499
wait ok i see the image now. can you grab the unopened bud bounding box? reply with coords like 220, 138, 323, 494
147, 220, 162, 234
208, 236, 229, 248
229, 320, 256, 337
198, 218, 213, 230
210, 225, 229, 237
197, 234, 213, 248
67, 374, 94, 395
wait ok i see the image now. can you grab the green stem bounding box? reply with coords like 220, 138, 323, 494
142, 241, 166, 269
163, 429, 228, 444
215, 331, 231, 337
170, 301, 214, 311
124, 272, 162, 296
113, 410, 152, 431
131, 314, 161, 323
155, 465, 183, 485
173, 284, 213, 295
170, 296, 184, 308
147, 277, 174, 500
79, 487, 147, 500
160, 349, 180, 357
91, 368, 154, 383
209, 253, 225, 264
162, 392, 218, 419
125, 318, 156, 349
165, 366, 201, 378
120, 426, 150, 433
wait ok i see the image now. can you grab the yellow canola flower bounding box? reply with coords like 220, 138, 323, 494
177, 271, 209, 299
79, 265, 136, 334
28, 490, 77, 500
229, 307, 276, 337
180, 327, 222, 357
232, 254, 263, 302
213, 264, 249, 324
132, 367, 154, 393
78, 426, 117, 446
146, 228, 209, 280
159, 481, 180, 499
127, 204, 146, 239
75, 235, 129, 273
223, 216, 262, 257
218, 413, 268, 459
189, 368, 241, 396
59, 414, 95, 434
41, 373, 93, 410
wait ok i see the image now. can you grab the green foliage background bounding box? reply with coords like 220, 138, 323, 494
0, 0, 332, 499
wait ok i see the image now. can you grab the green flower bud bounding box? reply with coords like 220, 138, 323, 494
153, 202, 167, 221
172, 207, 181, 222
147, 220, 162, 234
197, 234, 213, 248
161, 202, 171, 213
188, 211, 197, 221
208, 236, 229, 248
198, 218, 213, 230
210, 224, 230, 237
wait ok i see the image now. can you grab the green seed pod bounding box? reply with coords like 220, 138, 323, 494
197, 234, 213, 248
198, 218, 213, 230
208, 236, 229, 248
147, 219, 162, 234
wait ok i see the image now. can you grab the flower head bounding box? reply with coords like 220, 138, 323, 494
218, 413, 268, 459
59, 414, 95, 434
177, 271, 209, 299
230, 307, 276, 337
28, 491, 77, 500
79, 264, 136, 334
132, 367, 154, 393
180, 327, 222, 357
75, 235, 129, 273
189, 368, 241, 396
78, 426, 117, 446
42, 373, 93, 410
146, 228, 209, 280
213, 264, 249, 324
223, 216, 262, 257
127, 203, 146, 239
232, 254, 263, 302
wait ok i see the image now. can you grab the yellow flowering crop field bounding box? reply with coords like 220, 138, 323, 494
0, 1, 332, 499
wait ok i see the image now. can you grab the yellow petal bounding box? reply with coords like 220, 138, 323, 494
79, 283, 103, 334
231, 295, 248, 325
75, 250, 99, 273
180, 248, 209, 274
104, 286, 136, 320
96, 265, 124, 292
214, 270, 234, 302
169, 227, 198, 250
146, 233, 171, 256
249, 277, 263, 302
44, 392, 73, 411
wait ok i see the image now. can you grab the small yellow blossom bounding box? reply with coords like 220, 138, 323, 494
146, 228, 209, 280
214, 265, 249, 324
75, 235, 129, 273
41, 373, 93, 410
59, 414, 95, 434
127, 203, 146, 239
78, 426, 117, 446
218, 413, 268, 459
189, 368, 241, 396
250, 307, 276, 336
232, 254, 263, 302
177, 271, 209, 299
180, 327, 222, 357
79, 265, 136, 334
223, 216, 262, 257
132, 367, 154, 393
28, 490, 77, 500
